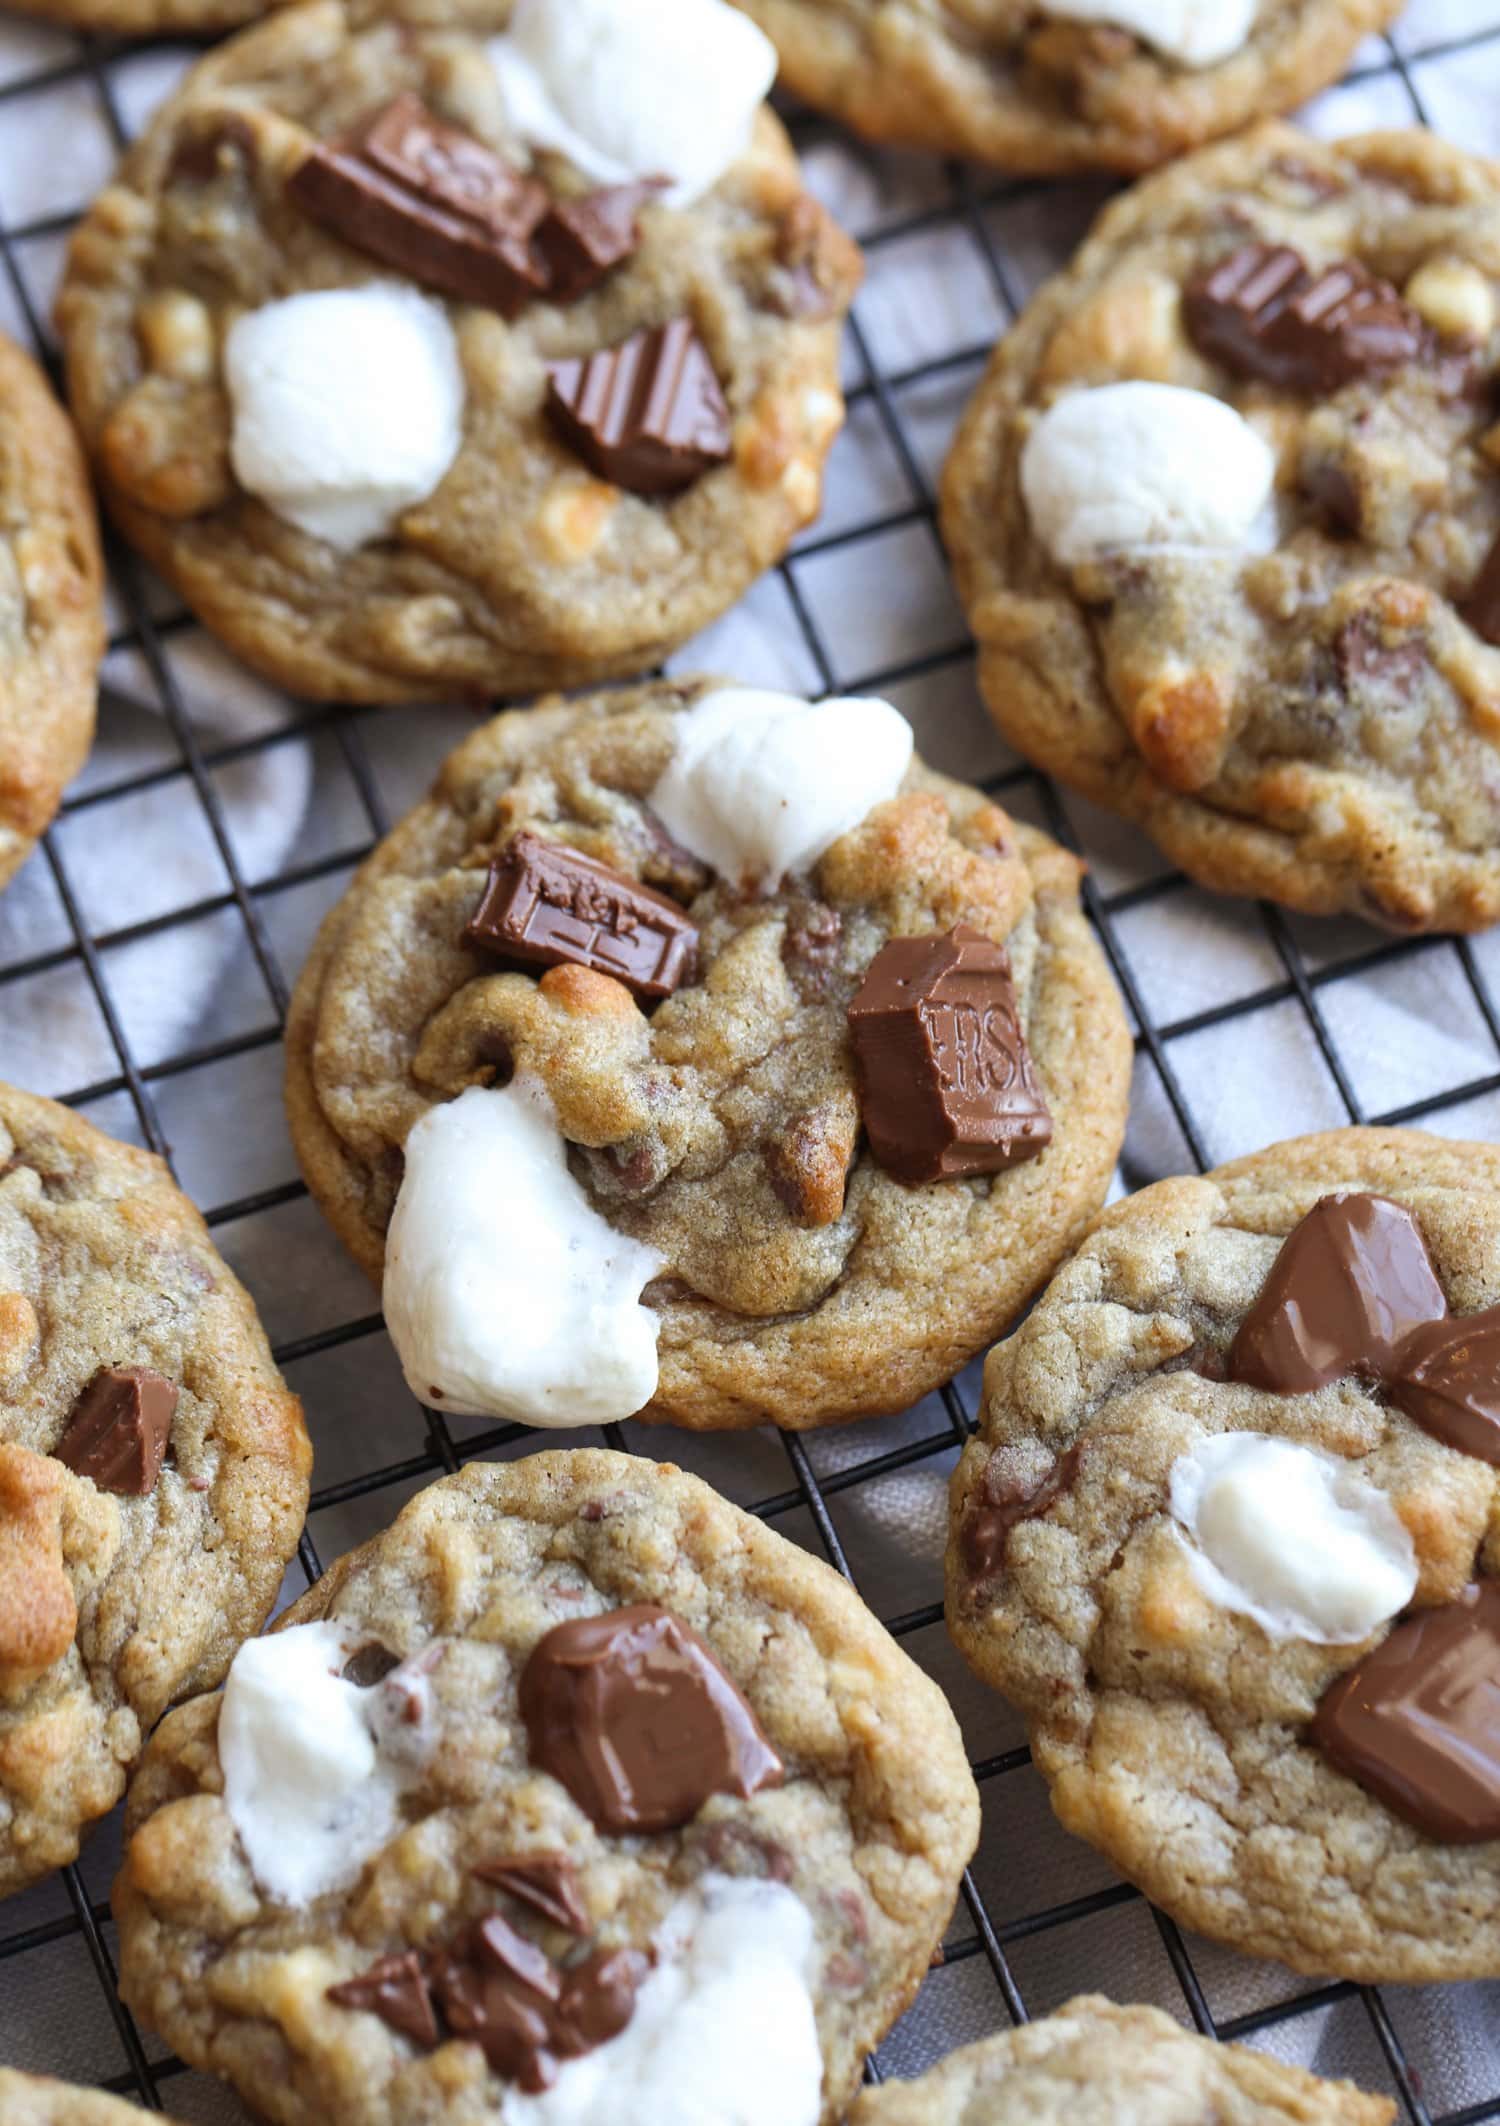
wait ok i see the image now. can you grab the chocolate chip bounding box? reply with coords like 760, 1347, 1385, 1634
54, 1367, 178, 1496
327, 1952, 440, 2048
1389, 1310, 1500, 1465
545, 318, 732, 497
1461, 528, 1500, 647
341, 1642, 402, 1689
1185, 241, 1430, 394
961, 1445, 1082, 1580
465, 832, 699, 1000
535, 181, 663, 304
475, 1853, 591, 1934
846, 925, 1053, 1187
1334, 613, 1428, 697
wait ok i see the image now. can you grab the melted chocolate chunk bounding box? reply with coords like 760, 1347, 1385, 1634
1389, 1309, 1500, 1465
536, 181, 662, 304
518, 1603, 783, 1834
1334, 613, 1428, 696
341, 1642, 402, 1689
846, 925, 1053, 1187
465, 832, 698, 1000
1185, 242, 1430, 394
545, 319, 732, 497
961, 1445, 1082, 1580
1461, 528, 1500, 647
1229, 1192, 1447, 1395
1311, 1580, 1500, 1842
474, 1853, 591, 1935
326, 1952, 440, 2048
54, 1366, 178, 1496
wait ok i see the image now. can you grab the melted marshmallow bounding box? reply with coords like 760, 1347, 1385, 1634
489, 0, 777, 208
1041, 0, 1257, 68
648, 688, 913, 889
1169, 1432, 1417, 1644
382, 1082, 663, 1426
219, 1621, 431, 1906
1020, 382, 1276, 567
225, 285, 464, 550
503, 1876, 822, 2126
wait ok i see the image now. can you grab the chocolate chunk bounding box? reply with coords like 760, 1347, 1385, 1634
518, 1602, 783, 1834
288, 93, 549, 317
429, 1930, 558, 2090
471, 1911, 560, 2001
326, 1952, 440, 2048
54, 1366, 178, 1496
465, 832, 698, 1000
1461, 529, 1500, 647
1334, 613, 1428, 696
550, 1946, 647, 2058
1185, 241, 1429, 394
961, 1445, 1082, 1580
545, 319, 732, 497
1389, 1310, 1500, 1465
846, 924, 1053, 1187
1229, 1192, 1447, 1396
1311, 1580, 1500, 1841
535, 181, 662, 305
341, 1642, 402, 1689
475, 1852, 590, 1934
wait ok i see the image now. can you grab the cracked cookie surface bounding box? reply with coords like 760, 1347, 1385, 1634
941, 125, 1500, 931
283, 674, 1130, 1430
0, 1083, 310, 1901
114, 1449, 980, 2126
948, 1129, 1500, 1980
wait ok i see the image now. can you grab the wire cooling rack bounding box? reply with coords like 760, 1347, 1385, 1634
3, 8, 1500, 2118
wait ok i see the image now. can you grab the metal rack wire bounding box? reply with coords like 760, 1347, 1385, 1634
1, 8, 1499, 2118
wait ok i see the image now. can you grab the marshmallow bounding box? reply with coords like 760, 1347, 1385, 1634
382, 1082, 663, 1427
1041, 0, 1257, 68
225, 285, 465, 551
648, 688, 913, 889
1169, 1432, 1417, 1645
1020, 382, 1276, 567
503, 1875, 821, 2126
489, 0, 777, 208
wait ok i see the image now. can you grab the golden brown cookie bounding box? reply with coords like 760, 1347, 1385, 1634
948, 1129, 1500, 1980
941, 125, 1500, 932
0, 331, 103, 897
0, 1082, 310, 1901
0, 2074, 164, 2126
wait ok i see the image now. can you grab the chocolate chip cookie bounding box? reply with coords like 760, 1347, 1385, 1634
0, 1082, 310, 1901
948, 1128, 1500, 1980
114, 1450, 980, 2126
849, 1996, 1395, 2123
283, 675, 1130, 1432
942, 124, 1500, 932
725, 0, 1397, 175
0, 330, 104, 898
55, 0, 861, 706
0, 2076, 161, 2126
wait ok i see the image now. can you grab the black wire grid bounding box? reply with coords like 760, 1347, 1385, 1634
1, 10, 1500, 2119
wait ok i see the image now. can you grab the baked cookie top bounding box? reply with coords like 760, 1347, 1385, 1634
0, 2075, 162, 2126
848, 1995, 1394, 2124
941, 125, 1500, 932
724, 0, 1396, 175
284, 675, 1130, 1431
0, 331, 104, 898
948, 1128, 1500, 1981
0, 1082, 310, 1901
56, 0, 860, 707
115, 1450, 980, 2126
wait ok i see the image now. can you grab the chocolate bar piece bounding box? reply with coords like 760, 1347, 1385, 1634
1390, 1308, 1500, 1465
464, 832, 698, 1000
54, 1366, 178, 1496
1184, 241, 1429, 394
535, 182, 662, 305
545, 318, 732, 496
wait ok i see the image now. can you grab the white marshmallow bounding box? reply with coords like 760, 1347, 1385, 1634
1040, 0, 1257, 68
503, 1876, 822, 2126
225, 285, 465, 551
1020, 382, 1276, 567
1169, 1432, 1417, 1645
648, 688, 914, 889
382, 1082, 663, 1427
489, 0, 777, 208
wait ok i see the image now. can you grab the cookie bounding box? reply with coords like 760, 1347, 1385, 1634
55, 0, 861, 707
724, 0, 1396, 175
948, 1128, 1500, 1981
941, 125, 1500, 932
2, 0, 253, 35
848, 1996, 1395, 2124
0, 330, 104, 898
114, 1449, 980, 2126
283, 675, 1130, 1432
0, 2075, 161, 2126
0, 1082, 310, 1901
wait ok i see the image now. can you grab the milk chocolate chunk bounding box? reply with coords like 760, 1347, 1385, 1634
1229, 1192, 1446, 1395
326, 1952, 440, 2047
846, 925, 1053, 1187
1311, 1580, 1500, 1841
961, 1445, 1082, 1580
1461, 528, 1500, 647
518, 1602, 784, 1834
1389, 1309, 1500, 1465
475, 1852, 590, 1934
54, 1366, 178, 1496
429, 1928, 557, 2090
1185, 241, 1429, 393
464, 832, 698, 1000
545, 319, 732, 497
536, 182, 661, 304
288, 94, 549, 317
